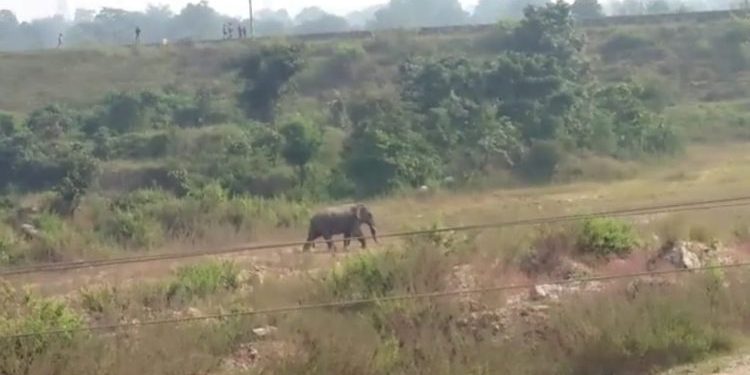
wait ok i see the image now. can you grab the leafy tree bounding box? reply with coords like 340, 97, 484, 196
254, 9, 292, 36
343, 96, 442, 195
280, 119, 323, 183
99, 92, 147, 134
53, 146, 99, 216
465, 104, 523, 171
645, 0, 671, 14
370, 0, 469, 29
169, 0, 227, 41
293, 14, 351, 34
484, 52, 586, 142
294, 7, 330, 24
509, 0, 587, 78
400, 56, 482, 112
593, 82, 680, 156
346, 5, 384, 28
571, 0, 605, 19
237, 44, 305, 122
26, 105, 77, 140
504, 0, 551, 19
0, 10, 18, 44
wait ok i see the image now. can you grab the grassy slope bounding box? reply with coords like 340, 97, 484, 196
0, 21, 736, 111
7, 21, 750, 373
12, 141, 750, 297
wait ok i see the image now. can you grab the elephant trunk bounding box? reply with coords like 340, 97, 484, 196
367, 222, 378, 244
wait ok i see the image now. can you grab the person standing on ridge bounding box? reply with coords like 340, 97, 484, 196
135, 26, 141, 44
57, 33, 63, 48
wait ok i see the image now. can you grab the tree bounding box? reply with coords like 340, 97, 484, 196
280, 120, 323, 184
645, 0, 671, 14
510, 0, 587, 76
53, 146, 99, 216
503, 0, 551, 19
343, 96, 442, 195
0, 9, 18, 33
237, 43, 305, 122
99, 92, 147, 134
169, 0, 226, 40
293, 14, 351, 34
294, 7, 330, 24
370, 0, 469, 29
26, 105, 76, 140
571, 0, 605, 19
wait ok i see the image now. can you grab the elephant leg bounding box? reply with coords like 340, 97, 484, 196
343, 231, 352, 250
303, 229, 320, 252
323, 233, 335, 251
352, 226, 366, 249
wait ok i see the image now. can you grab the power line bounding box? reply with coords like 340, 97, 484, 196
2, 195, 750, 277
4, 259, 749, 340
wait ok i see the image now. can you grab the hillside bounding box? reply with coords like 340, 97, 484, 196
4, 3, 750, 374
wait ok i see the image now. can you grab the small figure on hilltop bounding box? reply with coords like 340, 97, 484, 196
57, 33, 63, 48
135, 26, 141, 44
222, 23, 228, 39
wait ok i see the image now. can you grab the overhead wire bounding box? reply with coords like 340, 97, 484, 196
4, 259, 750, 340
3, 194, 750, 277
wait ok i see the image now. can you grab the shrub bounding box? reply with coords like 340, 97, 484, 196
555, 279, 735, 374
79, 286, 116, 315
518, 140, 566, 182
109, 131, 171, 159
577, 218, 638, 257
0, 283, 85, 375
97, 209, 163, 250
166, 261, 240, 304
323, 238, 453, 302
598, 32, 659, 62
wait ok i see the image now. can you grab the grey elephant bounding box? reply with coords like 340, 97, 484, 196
302, 203, 378, 251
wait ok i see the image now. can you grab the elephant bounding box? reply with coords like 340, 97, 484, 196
302, 203, 378, 252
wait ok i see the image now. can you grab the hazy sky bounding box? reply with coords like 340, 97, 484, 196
0, 0, 480, 21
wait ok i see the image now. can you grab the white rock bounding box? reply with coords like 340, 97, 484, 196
529, 284, 565, 301
252, 326, 277, 338
662, 241, 702, 269
20, 223, 40, 239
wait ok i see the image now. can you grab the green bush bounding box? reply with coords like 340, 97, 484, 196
109, 131, 171, 159
97, 209, 163, 250
166, 261, 240, 303
577, 218, 638, 257
0, 283, 85, 375
0, 227, 17, 265
323, 237, 453, 302
518, 140, 566, 182
556, 281, 734, 374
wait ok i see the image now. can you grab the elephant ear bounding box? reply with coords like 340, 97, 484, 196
351, 204, 363, 220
